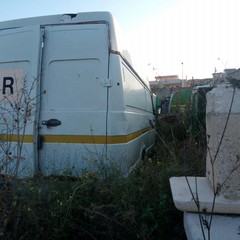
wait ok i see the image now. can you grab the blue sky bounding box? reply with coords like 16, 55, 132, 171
0, 0, 174, 30
1, 0, 240, 80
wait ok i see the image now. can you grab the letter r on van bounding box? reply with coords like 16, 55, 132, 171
3, 77, 14, 94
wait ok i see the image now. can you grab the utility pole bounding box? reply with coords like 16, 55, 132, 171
181, 62, 184, 87
181, 62, 184, 80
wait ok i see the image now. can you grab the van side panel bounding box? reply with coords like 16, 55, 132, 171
108, 53, 155, 174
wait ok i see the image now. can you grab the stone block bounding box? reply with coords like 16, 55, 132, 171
206, 84, 240, 199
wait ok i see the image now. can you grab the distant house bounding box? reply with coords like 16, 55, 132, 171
149, 75, 183, 100
155, 75, 180, 81
149, 74, 213, 100
228, 68, 240, 78
187, 78, 213, 87
213, 68, 240, 86
153, 75, 182, 88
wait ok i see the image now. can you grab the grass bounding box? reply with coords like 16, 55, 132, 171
0, 116, 206, 240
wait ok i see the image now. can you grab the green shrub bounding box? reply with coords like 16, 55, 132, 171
0, 119, 205, 240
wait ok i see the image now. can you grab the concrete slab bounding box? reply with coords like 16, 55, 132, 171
184, 212, 240, 240
206, 84, 240, 199
170, 176, 240, 214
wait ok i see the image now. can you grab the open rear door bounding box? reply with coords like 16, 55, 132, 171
0, 26, 43, 176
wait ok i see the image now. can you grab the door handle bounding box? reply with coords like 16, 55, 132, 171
42, 119, 61, 127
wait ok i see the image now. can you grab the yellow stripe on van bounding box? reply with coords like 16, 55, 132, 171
0, 127, 153, 144
43, 127, 152, 144
0, 134, 34, 143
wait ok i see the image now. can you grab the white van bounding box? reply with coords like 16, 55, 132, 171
0, 12, 155, 177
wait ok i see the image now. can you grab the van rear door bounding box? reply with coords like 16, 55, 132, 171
38, 23, 109, 175
0, 26, 43, 176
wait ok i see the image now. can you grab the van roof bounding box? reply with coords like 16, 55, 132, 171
0, 12, 113, 29
0, 12, 118, 50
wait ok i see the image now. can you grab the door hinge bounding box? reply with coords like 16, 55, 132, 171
41, 28, 45, 49
101, 78, 112, 87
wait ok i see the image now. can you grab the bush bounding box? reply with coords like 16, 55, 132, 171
0, 119, 205, 240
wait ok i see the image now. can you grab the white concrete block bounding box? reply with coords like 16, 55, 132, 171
206, 84, 240, 199
184, 212, 240, 240
170, 176, 240, 214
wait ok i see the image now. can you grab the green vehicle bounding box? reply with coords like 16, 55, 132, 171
190, 85, 213, 140
168, 85, 213, 140
169, 88, 192, 116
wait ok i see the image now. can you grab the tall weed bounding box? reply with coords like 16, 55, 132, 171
0, 118, 205, 240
